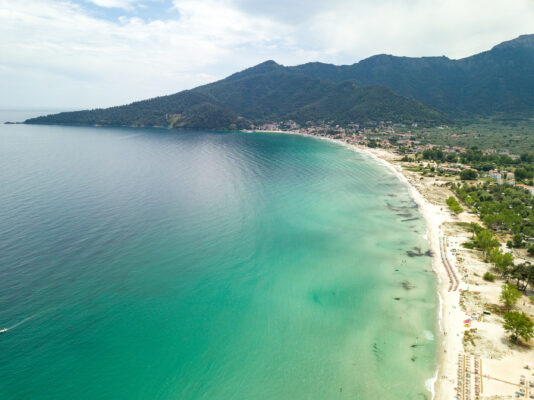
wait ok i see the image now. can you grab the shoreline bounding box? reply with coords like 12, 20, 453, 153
251, 129, 534, 400
251, 129, 458, 400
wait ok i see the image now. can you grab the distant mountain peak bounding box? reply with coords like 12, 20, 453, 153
248, 60, 282, 72
492, 34, 534, 50
223, 59, 283, 81
258, 60, 279, 66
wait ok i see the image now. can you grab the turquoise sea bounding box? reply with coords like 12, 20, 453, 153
0, 110, 437, 399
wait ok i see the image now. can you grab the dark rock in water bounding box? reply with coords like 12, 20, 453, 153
394, 297, 401, 300
372, 342, 383, 362
397, 212, 413, 218
411, 356, 416, 362
402, 217, 419, 222
386, 203, 400, 212
394, 268, 399, 272
401, 280, 415, 290
406, 250, 419, 257
407, 246, 432, 257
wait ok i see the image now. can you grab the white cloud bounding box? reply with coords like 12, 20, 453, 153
86, 0, 140, 10
0, 0, 533, 108
0, 0, 293, 108
305, 0, 534, 61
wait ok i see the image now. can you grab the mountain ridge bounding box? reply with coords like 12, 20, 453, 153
289, 34, 534, 116
25, 34, 533, 129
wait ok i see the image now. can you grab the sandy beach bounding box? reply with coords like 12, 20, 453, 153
257, 130, 534, 400
358, 146, 534, 400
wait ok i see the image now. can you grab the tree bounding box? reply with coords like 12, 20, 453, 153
500, 283, 522, 310
483, 271, 495, 282
513, 234, 523, 248
489, 249, 514, 279
468, 222, 482, 239
474, 230, 499, 256
503, 311, 534, 343
460, 169, 477, 180
446, 153, 458, 163
517, 263, 534, 292
514, 168, 528, 181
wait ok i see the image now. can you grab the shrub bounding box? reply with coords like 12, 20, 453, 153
460, 169, 478, 180
483, 272, 495, 282
446, 196, 463, 214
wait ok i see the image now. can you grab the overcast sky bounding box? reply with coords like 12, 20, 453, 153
1, 0, 533, 108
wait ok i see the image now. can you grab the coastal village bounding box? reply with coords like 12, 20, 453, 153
251, 120, 534, 194
249, 121, 534, 400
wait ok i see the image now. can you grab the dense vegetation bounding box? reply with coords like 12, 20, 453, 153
405, 119, 534, 154
286, 83, 445, 125
453, 183, 534, 240
421, 148, 534, 182
197, 61, 447, 125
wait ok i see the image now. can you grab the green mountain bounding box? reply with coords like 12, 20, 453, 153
289, 34, 534, 117
194, 61, 444, 125
24, 91, 250, 130
25, 34, 533, 129
286, 82, 445, 124
25, 61, 447, 128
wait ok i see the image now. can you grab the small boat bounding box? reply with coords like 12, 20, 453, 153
0, 328, 7, 334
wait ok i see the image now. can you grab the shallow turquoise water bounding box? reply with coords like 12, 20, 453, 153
0, 118, 436, 399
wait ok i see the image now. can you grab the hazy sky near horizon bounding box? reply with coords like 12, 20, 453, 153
2, 0, 534, 108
